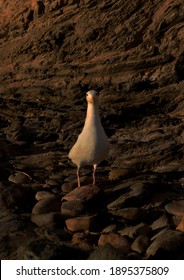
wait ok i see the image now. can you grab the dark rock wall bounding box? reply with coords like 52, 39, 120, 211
0, 0, 184, 93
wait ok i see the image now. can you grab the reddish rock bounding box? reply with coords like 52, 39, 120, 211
65, 214, 98, 232
176, 216, 184, 232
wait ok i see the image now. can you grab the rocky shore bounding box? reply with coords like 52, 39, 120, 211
1, 0, 184, 259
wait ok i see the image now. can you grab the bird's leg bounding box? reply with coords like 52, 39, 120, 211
92, 164, 97, 186
77, 167, 81, 187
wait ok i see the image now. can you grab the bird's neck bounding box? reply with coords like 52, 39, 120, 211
85, 102, 101, 126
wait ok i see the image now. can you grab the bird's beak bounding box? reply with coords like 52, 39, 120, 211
88, 96, 94, 103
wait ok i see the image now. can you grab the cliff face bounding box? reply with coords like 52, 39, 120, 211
1, 0, 184, 260
1, 0, 184, 93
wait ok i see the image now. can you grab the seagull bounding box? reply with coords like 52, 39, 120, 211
68, 90, 110, 187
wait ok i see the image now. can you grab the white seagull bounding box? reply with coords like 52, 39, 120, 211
68, 90, 110, 187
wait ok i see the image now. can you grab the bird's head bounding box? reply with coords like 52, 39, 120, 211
86, 90, 98, 104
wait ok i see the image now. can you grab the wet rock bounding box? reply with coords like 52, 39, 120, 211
35, 191, 56, 201
31, 212, 64, 228
32, 197, 61, 215
131, 235, 150, 254
98, 233, 130, 254
88, 243, 126, 260
61, 200, 86, 216
146, 229, 184, 259
65, 214, 98, 232
165, 200, 184, 216
8, 172, 31, 185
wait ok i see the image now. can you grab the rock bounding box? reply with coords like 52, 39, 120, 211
131, 235, 150, 254
8, 172, 31, 185
154, 161, 181, 173
72, 231, 98, 245
112, 207, 146, 221
62, 185, 101, 202
102, 224, 117, 233
88, 243, 125, 260
176, 216, 184, 232
31, 213, 64, 228
31, 0, 45, 17
119, 223, 151, 239
32, 197, 61, 215
65, 214, 98, 232
109, 167, 136, 181
44, 228, 71, 242
146, 229, 184, 259
98, 233, 130, 254
35, 191, 56, 201
61, 200, 86, 216
127, 252, 142, 260
61, 176, 91, 192
151, 214, 169, 230
18, 238, 87, 260
107, 182, 149, 210
45, 179, 60, 187
1, 185, 35, 212
49, 174, 63, 183
165, 200, 184, 216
